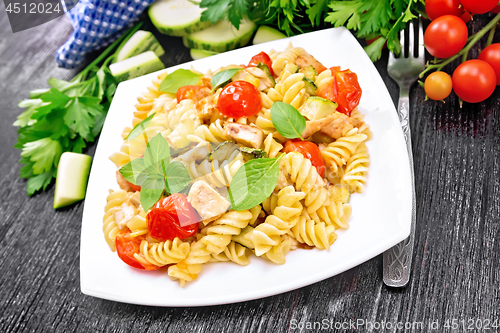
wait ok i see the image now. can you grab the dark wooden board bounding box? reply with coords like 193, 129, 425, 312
0, 9, 499, 333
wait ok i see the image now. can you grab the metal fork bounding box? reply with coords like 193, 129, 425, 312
383, 19, 424, 287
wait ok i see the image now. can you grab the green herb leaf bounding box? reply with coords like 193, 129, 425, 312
140, 188, 164, 212
14, 99, 43, 127
119, 158, 145, 184
144, 133, 170, 168
20, 138, 63, 174
210, 68, 241, 92
165, 161, 191, 194
63, 97, 103, 141
126, 112, 155, 140
270, 101, 306, 139
159, 69, 202, 94
27, 170, 55, 196
228, 156, 283, 211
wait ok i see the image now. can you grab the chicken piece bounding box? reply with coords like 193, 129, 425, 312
114, 202, 137, 229
296, 53, 327, 74
225, 123, 265, 149
302, 115, 336, 139
116, 171, 133, 192
130, 191, 141, 208
319, 112, 355, 140
187, 180, 231, 221
196, 95, 217, 123
246, 67, 275, 91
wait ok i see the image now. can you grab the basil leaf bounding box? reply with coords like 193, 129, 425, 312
270, 101, 306, 139
144, 133, 170, 168
142, 173, 166, 190
136, 162, 165, 186
126, 112, 155, 140
119, 157, 145, 184
159, 69, 202, 93
211, 68, 241, 92
228, 156, 283, 211
140, 188, 164, 212
165, 161, 191, 194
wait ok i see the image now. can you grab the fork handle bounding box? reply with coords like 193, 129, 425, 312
382, 95, 417, 287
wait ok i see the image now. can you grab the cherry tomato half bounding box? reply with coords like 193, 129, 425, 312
115, 230, 160, 270
248, 51, 275, 77
478, 44, 500, 85
424, 71, 453, 101
452, 60, 497, 103
461, 0, 498, 14
217, 80, 262, 118
424, 15, 468, 59
283, 139, 326, 177
317, 67, 362, 116
425, 0, 462, 20
147, 193, 200, 242
176, 85, 210, 103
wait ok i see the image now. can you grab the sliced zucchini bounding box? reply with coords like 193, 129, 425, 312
149, 0, 211, 36
190, 48, 220, 60
252, 25, 287, 44
233, 226, 255, 249
207, 142, 238, 162
54, 152, 92, 209
298, 96, 338, 120
183, 18, 257, 52
303, 77, 317, 95
116, 30, 165, 62
299, 65, 317, 81
238, 147, 268, 161
256, 63, 276, 86
109, 51, 165, 83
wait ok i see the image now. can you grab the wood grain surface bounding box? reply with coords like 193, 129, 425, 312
0, 8, 499, 333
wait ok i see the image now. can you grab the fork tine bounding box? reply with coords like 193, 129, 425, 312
418, 19, 425, 60
408, 21, 415, 59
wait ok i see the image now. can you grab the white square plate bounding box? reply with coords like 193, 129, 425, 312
80, 27, 412, 306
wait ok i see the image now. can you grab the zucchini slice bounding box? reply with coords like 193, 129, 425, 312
149, 0, 211, 36
116, 30, 165, 62
109, 51, 165, 83
298, 96, 338, 120
252, 25, 287, 44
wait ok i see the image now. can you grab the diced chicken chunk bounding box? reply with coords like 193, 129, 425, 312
196, 95, 217, 123
302, 115, 336, 139
319, 112, 355, 139
114, 203, 137, 229
296, 53, 327, 74
225, 123, 265, 149
130, 191, 141, 208
187, 180, 231, 221
246, 67, 274, 91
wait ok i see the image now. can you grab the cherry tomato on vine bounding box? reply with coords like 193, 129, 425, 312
425, 0, 462, 20
478, 44, 500, 85
317, 67, 362, 116
248, 51, 275, 76
424, 71, 453, 100
452, 60, 497, 103
116, 230, 160, 270
491, 5, 500, 14
460, 0, 498, 14
460, 10, 472, 24
424, 15, 468, 59
282, 139, 326, 177
217, 80, 262, 118
147, 193, 200, 242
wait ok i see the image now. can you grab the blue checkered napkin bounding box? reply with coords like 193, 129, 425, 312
56, 0, 156, 69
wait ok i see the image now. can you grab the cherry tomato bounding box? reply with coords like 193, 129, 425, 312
317, 67, 362, 116
491, 5, 500, 14
115, 230, 160, 270
452, 60, 497, 103
478, 44, 500, 85
217, 80, 262, 118
425, 0, 462, 20
147, 193, 200, 242
424, 15, 468, 59
248, 51, 275, 77
461, 0, 498, 14
176, 85, 210, 103
424, 71, 453, 100
460, 10, 472, 23
283, 139, 326, 177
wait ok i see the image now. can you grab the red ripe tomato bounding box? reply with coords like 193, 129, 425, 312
147, 193, 200, 242
425, 0, 462, 20
317, 67, 362, 116
176, 85, 210, 103
460, 10, 472, 23
478, 44, 500, 85
115, 230, 160, 270
452, 60, 497, 103
248, 51, 275, 77
282, 139, 326, 177
217, 81, 262, 118
424, 15, 468, 59
491, 5, 500, 14
461, 0, 498, 14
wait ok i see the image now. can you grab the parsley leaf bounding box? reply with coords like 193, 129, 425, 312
20, 138, 62, 174
27, 170, 55, 196
63, 97, 103, 141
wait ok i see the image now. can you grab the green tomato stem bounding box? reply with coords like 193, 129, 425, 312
487, 23, 497, 47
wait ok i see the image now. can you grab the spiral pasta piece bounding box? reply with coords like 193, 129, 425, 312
187, 119, 228, 143
134, 238, 191, 267
272, 45, 305, 76
320, 128, 367, 176
211, 241, 251, 266
342, 143, 370, 193
184, 153, 244, 188
102, 190, 130, 251
263, 133, 283, 158
262, 237, 292, 264
289, 213, 337, 250
267, 69, 307, 109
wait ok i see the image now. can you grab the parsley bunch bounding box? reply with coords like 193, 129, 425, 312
196, 0, 425, 62
14, 24, 141, 196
